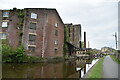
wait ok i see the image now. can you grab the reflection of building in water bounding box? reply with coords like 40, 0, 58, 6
3, 58, 94, 78
3, 61, 80, 78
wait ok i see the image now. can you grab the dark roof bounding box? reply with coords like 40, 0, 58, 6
66, 42, 92, 50
73, 24, 81, 26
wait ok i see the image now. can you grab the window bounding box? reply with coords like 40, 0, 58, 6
29, 34, 36, 42
2, 22, 8, 27
55, 30, 58, 36
54, 48, 58, 54
55, 23, 58, 27
3, 12, 9, 17
31, 13, 37, 19
69, 28, 71, 37
54, 40, 58, 45
28, 46, 35, 52
30, 23, 36, 30
73, 28, 74, 41
0, 33, 7, 39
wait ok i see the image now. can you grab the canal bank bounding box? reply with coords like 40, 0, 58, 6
83, 55, 119, 78
83, 57, 104, 78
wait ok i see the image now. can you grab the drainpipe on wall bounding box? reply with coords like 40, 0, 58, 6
42, 10, 47, 58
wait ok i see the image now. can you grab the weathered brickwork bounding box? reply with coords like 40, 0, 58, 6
0, 8, 64, 57
64, 23, 81, 48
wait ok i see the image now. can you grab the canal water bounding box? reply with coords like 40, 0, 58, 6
2, 58, 99, 78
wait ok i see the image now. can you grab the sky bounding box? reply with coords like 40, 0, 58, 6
0, 0, 119, 49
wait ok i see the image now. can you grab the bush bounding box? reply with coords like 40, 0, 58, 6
2, 45, 26, 63
2, 44, 14, 62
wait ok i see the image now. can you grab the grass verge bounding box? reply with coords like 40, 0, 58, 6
110, 55, 120, 64
88, 57, 104, 78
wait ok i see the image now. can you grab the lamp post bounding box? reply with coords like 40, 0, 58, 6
113, 32, 117, 49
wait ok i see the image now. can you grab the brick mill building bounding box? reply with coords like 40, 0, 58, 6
64, 23, 81, 48
64, 24, 91, 57
0, 8, 64, 57
64, 23, 82, 56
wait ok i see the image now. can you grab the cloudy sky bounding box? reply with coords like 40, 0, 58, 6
0, 0, 119, 49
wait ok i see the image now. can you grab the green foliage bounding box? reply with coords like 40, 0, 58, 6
17, 9, 24, 18
118, 50, 120, 53
2, 39, 8, 45
63, 43, 68, 57
2, 44, 14, 62
63, 26, 70, 56
2, 44, 46, 63
26, 56, 45, 63
19, 31, 23, 37
2, 45, 26, 63
16, 9, 24, 30
90, 50, 99, 54
81, 41, 84, 48
110, 55, 120, 64
86, 50, 91, 55
64, 26, 69, 42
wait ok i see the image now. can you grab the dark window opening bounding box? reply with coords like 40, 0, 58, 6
73, 28, 74, 41
30, 23, 36, 30
29, 34, 36, 42
55, 30, 58, 36
54, 48, 58, 54
28, 46, 35, 52
69, 27, 71, 37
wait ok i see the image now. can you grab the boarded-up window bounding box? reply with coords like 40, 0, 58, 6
3, 12, 9, 17
29, 34, 36, 42
2, 22, 8, 27
30, 23, 36, 30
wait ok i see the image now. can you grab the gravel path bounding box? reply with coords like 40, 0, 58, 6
103, 55, 118, 78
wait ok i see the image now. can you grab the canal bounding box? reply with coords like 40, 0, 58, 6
2, 58, 99, 78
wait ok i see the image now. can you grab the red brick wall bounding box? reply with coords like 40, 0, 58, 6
23, 8, 64, 57
0, 10, 21, 49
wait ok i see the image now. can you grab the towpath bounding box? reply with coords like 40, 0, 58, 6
103, 55, 118, 78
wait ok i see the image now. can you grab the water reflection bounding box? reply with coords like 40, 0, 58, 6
3, 58, 98, 78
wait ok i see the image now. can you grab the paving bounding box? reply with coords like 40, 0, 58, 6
103, 55, 118, 78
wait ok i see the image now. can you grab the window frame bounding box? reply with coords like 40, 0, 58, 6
3, 12, 9, 17
55, 23, 58, 27
31, 13, 37, 19
30, 23, 36, 30
29, 34, 36, 42
28, 46, 35, 52
55, 30, 58, 36
54, 40, 58, 45
0, 33, 7, 39
2, 22, 8, 27
54, 48, 58, 54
